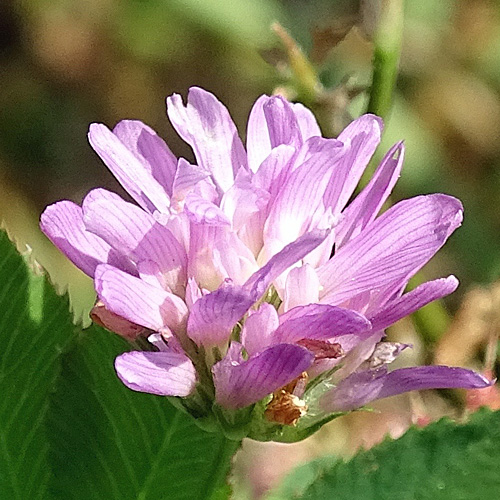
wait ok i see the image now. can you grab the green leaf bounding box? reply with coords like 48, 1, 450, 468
0, 230, 74, 499
209, 483, 233, 500
0, 229, 238, 499
265, 455, 338, 500
48, 324, 239, 500
268, 409, 500, 500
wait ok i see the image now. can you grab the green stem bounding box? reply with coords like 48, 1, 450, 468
366, 2, 454, 344
272, 22, 322, 103
367, 0, 404, 120
207, 438, 242, 500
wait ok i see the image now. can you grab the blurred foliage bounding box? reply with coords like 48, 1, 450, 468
0, 229, 73, 500
267, 409, 500, 500
1, 0, 499, 306
0, 229, 238, 500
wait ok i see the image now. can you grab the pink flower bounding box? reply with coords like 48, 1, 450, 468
41, 88, 491, 441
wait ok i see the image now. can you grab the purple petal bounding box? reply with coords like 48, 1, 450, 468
336, 141, 404, 248
291, 102, 321, 140
213, 342, 314, 409
166, 87, 247, 192
237, 146, 295, 255
246, 95, 272, 173
263, 139, 343, 250
324, 114, 383, 214
253, 144, 295, 198
137, 260, 168, 289
40, 201, 114, 277
263, 95, 302, 149
244, 229, 330, 299
237, 210, 266, 258
290, 135, 342, 169
211, 230, 258, 285
246, 96, 316, 173
112, 120, 177, 196
322, 365, 492, 412
184, 191, 231, 226
147, 332, 184, 354
83, 188, 187, 293
162, 211, 190, 250
188, 224, 257, 291
171, 158, 214, 204
318, 194, 463, 305
370, 276, 459, 331
220, 169, 270, 231
186, 282, 254, 347
240, 303, 279, 356
302, 220, 337, 270
187, 224, 229, 291
184, 277, 203, 310
283, 264, 320, 311
274, 304, 371, 344
88, 123, 170, 214
95, 264, 188, 332
115, 351, 196, 397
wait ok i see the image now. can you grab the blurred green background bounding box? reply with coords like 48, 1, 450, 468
1, 0, 500, 496
2, 0, 500, 311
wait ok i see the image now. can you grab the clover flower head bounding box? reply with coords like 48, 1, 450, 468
41, 87, 491, 442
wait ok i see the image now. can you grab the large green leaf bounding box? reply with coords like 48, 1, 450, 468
265, 455, 338, 500
268, 409, 500, 500
0, 229, 238, 499
47, 312, 238, 500
0, 230, 74, 499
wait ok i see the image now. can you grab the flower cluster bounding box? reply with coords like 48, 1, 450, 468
41, 87, 490, 441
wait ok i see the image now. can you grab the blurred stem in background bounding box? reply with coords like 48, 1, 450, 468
366, 0, 453, 344
367, 0, 404, 121
273, 1, 451, 345
271, 22, 321, 104
271, 22, 365, 137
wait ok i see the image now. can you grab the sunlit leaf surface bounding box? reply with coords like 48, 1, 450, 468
0, 230, 73, 499
0, 231, 236, 500
268, 409, 500, 500
48, 325, 238, 500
